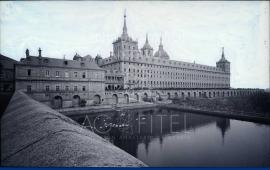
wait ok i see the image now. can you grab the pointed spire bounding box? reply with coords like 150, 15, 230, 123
142, 33, 153, 51
221, 47, 225, 59
158, 36, 163, 50
122, 9, 128, 36
217, 47, 229, 63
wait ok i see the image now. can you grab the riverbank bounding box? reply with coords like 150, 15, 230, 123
166, 104, 270, 124
58, 102, 157, 116
58, 96, 270, 124
1, 91, 147, 167
173, 94, 270, 115
168, 95, 270, 124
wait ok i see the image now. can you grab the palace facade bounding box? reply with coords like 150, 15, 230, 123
98, 13, 230, 90
13, 12, 261, 109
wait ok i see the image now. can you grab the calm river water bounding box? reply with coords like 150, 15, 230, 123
69, 107, 270, 167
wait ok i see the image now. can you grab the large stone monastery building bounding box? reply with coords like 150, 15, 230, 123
14, 12, 260, 109
98, 12, 230, 90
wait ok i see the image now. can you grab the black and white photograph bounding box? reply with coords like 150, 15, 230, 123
0, 1, 269, 167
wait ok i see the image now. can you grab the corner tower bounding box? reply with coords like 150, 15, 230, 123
216, 47, 230, 73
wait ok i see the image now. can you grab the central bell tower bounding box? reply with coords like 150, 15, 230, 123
112, 10, 139, 60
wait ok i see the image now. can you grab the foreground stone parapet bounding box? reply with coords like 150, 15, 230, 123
1, 91, 146, 167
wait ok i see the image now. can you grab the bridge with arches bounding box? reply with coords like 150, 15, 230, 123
48, 88, 263, 109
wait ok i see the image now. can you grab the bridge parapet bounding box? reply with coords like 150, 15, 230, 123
1, 91, 147, 167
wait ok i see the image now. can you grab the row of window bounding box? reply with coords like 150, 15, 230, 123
103, 58, 223, 72
26, 85, 86, 92
125, 72, 229, 81
103, 64, 225, 76
122, 64, 223, 73
103, 67, 227, 81
26, 69, 103, 79
105, 76, 124, 81
127, 80, 229, 88
114, 44, 137, 50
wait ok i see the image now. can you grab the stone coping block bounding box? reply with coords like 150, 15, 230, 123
1, 91, 147, 167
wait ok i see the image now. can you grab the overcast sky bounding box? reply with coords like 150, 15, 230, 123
0, 1, 269, 89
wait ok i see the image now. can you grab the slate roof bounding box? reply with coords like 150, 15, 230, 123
19, 55, 104, 71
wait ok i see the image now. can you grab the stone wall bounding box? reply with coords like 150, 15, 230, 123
1, 90, 146, 167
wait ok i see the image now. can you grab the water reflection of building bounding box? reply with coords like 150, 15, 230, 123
70, 108, 228, 157
216, 118, 231, 144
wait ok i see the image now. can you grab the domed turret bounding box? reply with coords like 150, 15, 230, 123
141, 34, 153, 57
83, 54, 93, 62
154, 37, 170, 59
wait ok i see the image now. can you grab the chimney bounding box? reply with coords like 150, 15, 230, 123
25, 49, 30, 57
38, 48, 42, 57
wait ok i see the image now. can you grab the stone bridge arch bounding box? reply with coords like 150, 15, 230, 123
143, 92, 148, 101
167, 92, 171, 99
135, 93, 139, 102
156, 92, 162, 100
181, 92, 185, 98
174, 92, 178, 99
112, 94, 118, 104
53, 95, 63, 109
93, 94, 101, 104
72, 95, 80, 107
124, 94, 129, 104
